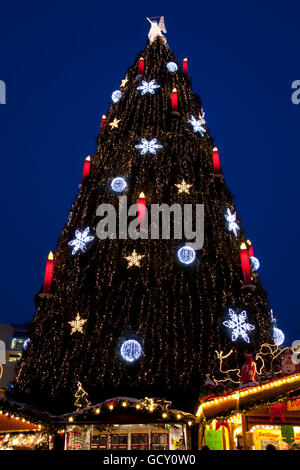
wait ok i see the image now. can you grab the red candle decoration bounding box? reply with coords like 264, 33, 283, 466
82, 156, 91, 183
246, 239, 254, 258
183, 57, 188, 75
172, 88, 178, 112
138, 57, 144, 75
100, 114, 106, 130
212, 147, 221, 174
240, 242, 251, 285
138, 192, 146, 229
43, 251, 54, 294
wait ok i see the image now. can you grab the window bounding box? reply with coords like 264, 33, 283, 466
10, 338, 26, 350
90, 434, 107, 449
151, 433, 169, 450
8, 353, 22, 362
110, 434, 128, 449
131, 433, 149, 450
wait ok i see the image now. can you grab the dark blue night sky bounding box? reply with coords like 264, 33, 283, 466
0, 1, 299, 346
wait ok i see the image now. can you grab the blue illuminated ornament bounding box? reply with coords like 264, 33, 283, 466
250, 256, 260, 272
225, 208, 240, 237
135, 138, 163, 155
273, 327, 285, 346
111, 177, 127, 193
223, 309, 255, 344
111, 90, 122, 103
166, 62, 178, 72
120, 340, 142, 363
137, 79, 160, 95
177, 246, 196, 265
23, 338, 30, 350
68, 227, 94, 255
188, 115, 206, 136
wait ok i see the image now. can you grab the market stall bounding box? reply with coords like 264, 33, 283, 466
196, 373, 300, 450
54, 397, 195, 451
0, 395, 51, 450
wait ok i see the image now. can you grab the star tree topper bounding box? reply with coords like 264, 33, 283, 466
69, 313, 87, 335
124, 250, 145, 268
175, 179, 192, 194
146, 17, 167, 44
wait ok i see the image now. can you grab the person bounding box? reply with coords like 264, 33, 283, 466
201, 445, 210, 451
265, 444, 276, 451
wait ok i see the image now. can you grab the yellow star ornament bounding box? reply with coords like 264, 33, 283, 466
120, 76, 128, 88
109, 118, 121, 129
175, 179, 192, 194
124, 250, 145, 268
69, 313, 87, 335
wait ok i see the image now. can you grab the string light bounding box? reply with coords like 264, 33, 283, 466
197, 372, 300, 416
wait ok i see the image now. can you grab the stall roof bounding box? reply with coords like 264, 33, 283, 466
0, 395, 51, 429
55, 396, 195, 425
196, 373, 300, 422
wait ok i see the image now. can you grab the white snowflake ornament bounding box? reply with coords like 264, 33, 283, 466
188, 115, 206, 136
135, 138, 163, 155
68, 227, 94, 255
225, 208, 240, 237
223, 309, 255, 344
137, 79, 160, 96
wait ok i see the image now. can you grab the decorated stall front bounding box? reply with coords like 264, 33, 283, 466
54, 397, 195, 451
0, 395, 51, 450
196, 373, 300, 450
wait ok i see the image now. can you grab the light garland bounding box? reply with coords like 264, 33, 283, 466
196, 372, 300, 417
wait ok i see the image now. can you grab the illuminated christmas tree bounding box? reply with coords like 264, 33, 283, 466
13, 24, 273, 413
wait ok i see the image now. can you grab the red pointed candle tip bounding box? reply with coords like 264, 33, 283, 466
246, 239, 254, 257
172, 88, 178, 112
240, 242, 251, 285
138, 192, 146, 230
183, 57, 188, 75
100, 114, 106, 130
138, 57, 144, 75
212, 147, 221, 174
82, 155, 91, 183
43, 251, 54, 293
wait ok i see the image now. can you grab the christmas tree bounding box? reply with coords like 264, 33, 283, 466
13, 22, 273, 414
